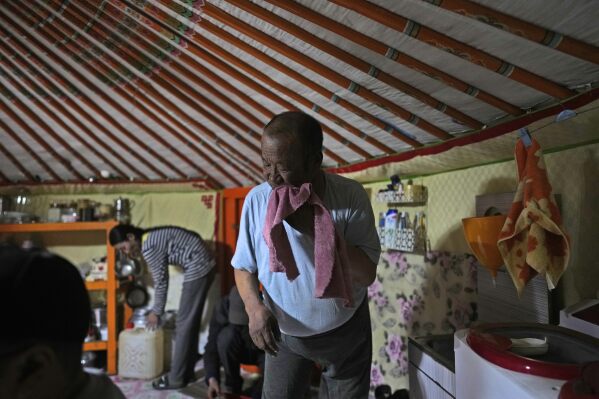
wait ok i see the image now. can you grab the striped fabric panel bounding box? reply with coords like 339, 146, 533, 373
142, 226, 215, 315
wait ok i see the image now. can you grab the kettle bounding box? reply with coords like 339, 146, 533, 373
113, 197, 134, 224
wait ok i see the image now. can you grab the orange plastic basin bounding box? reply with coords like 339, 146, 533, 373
462, 215, 507, 277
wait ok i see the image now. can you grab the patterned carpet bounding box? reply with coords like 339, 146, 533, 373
111, 359, 256, 399
111, 375, 210, 399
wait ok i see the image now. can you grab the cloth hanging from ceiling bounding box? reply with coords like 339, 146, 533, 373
497, 137, 570, 294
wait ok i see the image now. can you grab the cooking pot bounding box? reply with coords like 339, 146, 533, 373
116, 252, 142, 278
125, 283, 149, 309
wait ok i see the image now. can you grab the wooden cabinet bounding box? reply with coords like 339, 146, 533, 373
0, 221, 120, 374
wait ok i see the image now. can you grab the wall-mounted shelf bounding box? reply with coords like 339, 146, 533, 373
377, 185, 429, 253
0, 221, 119, 374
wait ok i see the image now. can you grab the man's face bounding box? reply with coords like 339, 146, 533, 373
261, 132, 318, 188
113, 234, 140, 258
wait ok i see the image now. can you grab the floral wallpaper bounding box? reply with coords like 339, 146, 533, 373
368, 251, 478, 395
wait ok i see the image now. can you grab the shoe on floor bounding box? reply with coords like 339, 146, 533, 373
151, 375, 186, 390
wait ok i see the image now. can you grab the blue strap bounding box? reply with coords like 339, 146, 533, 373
518, 128, 532, 148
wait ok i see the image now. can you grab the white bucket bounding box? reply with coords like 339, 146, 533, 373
118, 328, 164, 379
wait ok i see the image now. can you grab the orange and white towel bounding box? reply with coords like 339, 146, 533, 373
497, 137, 569, 294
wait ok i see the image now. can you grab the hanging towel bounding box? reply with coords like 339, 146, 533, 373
263, 183, 354, 306
497, 138, 570, 294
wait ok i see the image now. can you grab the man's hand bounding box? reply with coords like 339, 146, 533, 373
207, 377, 221, 398
146, 312, 160, 330
248, 303, 280, 356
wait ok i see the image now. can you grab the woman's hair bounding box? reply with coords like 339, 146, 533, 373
108, 224, 145, 245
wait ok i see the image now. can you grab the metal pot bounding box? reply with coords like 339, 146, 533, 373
115, 252, 142, 278
125, 283, 149, 309
113, 197, 134, 224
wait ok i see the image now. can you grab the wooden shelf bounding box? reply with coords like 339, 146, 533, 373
0, 221, 118, 232
86, 280, 108, 290
0, 221, 119, 374
83, 341, 108, 351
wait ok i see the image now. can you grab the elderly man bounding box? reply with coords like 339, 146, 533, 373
231, 111, 381, 398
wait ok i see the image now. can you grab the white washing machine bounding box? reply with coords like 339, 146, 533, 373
454, 323, 599, 399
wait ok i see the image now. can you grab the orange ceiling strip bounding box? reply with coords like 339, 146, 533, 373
270, 1, 521, 116
0, 74, 100, 179
204, 4, 452, 142
21, 1, 200, 181
198, 21, 422, 151
0, 109, 63, 182
0, 44, 138, 180
45, 2, 244, 183
0, 142, 35, 182
79, 4, 264, 158
0, 57, 110, 176
0, 7, 172, 180
0, 95, 85, 180
112, 3, 350, 166
70, 1, 265, 175
236, 0, 483, 130
0, 44, 152, 181
191, 33, 376, 161
0, 168, 10, 183
199, 20, 406, 158
119, 0, 352, 164
430, 0, 599, 65
330, 0, 575, 100
42, 0, 258, 185
262, 0, 523, 118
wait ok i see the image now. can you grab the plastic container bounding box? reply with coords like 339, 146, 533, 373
118, 328, 164, 379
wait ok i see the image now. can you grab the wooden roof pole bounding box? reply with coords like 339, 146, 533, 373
39, 2, 258, 185
0, 58, 111, 177
95, 2, 264, 133
0, 76, 99, 179
62, 1, 263, 158
0, 110, 63, 182
3, 4, 183, 180
234, 0, 482, 130
204, 4, 452, 141
330, 0, 575, 99
0, 43, 137, 180
22, 1, 205, 181
190, 32, 382, 160
60, 1, 279, 176
0, 168, 11, 184
35, 1, 254, 184
262, 0, 521, 116
283, 2, 521, 115
0, 41, 151, 181
195, 21, 422, 150
0, 142, 35, 182
118, 2, 351, 164
0, 9, 171, 180
426, 0, 599, 65
135, 5, 384, 164
109, 0, 380, 164
0, 95, 85, 180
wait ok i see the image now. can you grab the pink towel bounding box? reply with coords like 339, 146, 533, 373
263, 183, 354, 306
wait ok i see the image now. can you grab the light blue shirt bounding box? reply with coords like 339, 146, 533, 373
231, 173, 381, 336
